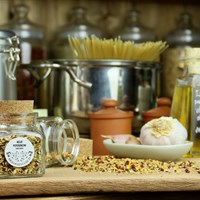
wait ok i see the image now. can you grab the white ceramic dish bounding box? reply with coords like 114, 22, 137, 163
103, 139, 193, 161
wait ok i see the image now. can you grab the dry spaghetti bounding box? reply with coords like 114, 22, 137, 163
68, 35, 168, 62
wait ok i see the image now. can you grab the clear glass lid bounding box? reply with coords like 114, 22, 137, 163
0, 4, 44, 39
113, 9, 156, 43
56, 6, 103, 39
165, 12, 200, 47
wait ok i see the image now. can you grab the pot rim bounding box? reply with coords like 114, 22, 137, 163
20, 59, 160, 69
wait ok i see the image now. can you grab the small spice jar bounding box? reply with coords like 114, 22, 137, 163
38, 116, 80, 167
0, 112, 45, 178
88, 99, 133, 155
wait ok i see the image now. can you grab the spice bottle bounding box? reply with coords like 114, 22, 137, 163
170, 48, 200, 157
0, 112, 45, 178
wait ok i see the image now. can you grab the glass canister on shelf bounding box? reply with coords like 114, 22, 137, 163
111, 9, 160, 99
0, 4, 47, 107
47, 6, 103, 121
0, 30, 20, 100
50, 6, 103, 59
161, 12, 200, 98
170, 48, 200, 157
112, 9, 156, 43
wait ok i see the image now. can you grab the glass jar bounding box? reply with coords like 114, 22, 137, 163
0, 4, 47, 107
0, 113, 45, 178
113, 9, 156, 43
161, 12, 200, 98
0, 30, 20, 100
38, 116, 80, 167
171, 48, 200, 157
0, 113, 80, 178
50, 6, 103, 59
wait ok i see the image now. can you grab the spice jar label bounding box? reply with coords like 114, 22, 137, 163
4, 137, 35, 168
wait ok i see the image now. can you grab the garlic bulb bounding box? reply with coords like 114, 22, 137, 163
140, 117, 187, 145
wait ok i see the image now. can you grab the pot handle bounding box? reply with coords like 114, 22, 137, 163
20, 62, 92, 89
27, 67, 52, 87
64, 66, 92, 88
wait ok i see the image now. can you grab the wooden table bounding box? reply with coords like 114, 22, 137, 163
1, 159, 200, 200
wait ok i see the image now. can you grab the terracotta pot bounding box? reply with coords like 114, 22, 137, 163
88, 99, 133, 155
142, 97, 171, 124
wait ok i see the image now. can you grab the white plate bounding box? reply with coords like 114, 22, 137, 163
103, 139, 193, 161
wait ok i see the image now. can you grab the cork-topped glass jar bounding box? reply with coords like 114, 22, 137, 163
0, 112, 45, 178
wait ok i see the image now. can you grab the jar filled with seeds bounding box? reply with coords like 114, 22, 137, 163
0, 112, 45, 178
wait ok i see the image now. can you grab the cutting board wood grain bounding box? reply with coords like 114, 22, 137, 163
1, 159, 200, 197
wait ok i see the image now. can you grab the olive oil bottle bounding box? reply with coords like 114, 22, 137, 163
171, 84, 191, 132
171, 48, 200, 157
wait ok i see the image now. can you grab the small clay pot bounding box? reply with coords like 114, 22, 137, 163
142, 97, 171, 124
88, 99, 133, 155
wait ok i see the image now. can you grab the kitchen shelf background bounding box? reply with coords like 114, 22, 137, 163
0, 0, 200, 44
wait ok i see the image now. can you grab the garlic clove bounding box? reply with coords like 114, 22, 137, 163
102, 134, 140, 145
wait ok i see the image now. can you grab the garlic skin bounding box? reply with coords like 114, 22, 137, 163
140, 117, 188, 145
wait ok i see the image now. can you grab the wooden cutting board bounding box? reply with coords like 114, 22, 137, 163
1, 158, 200, 197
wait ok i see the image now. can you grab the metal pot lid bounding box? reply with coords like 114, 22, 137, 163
88, 99, 133, 119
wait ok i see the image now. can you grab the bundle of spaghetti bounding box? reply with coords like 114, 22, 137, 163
68, 35, 168, 62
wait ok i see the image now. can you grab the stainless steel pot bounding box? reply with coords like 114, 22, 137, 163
21, 59, 160, 136
0, 30, 20, 99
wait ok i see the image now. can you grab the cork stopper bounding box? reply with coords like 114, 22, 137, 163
0, 100, 34, 113
0, 101, 35, 125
